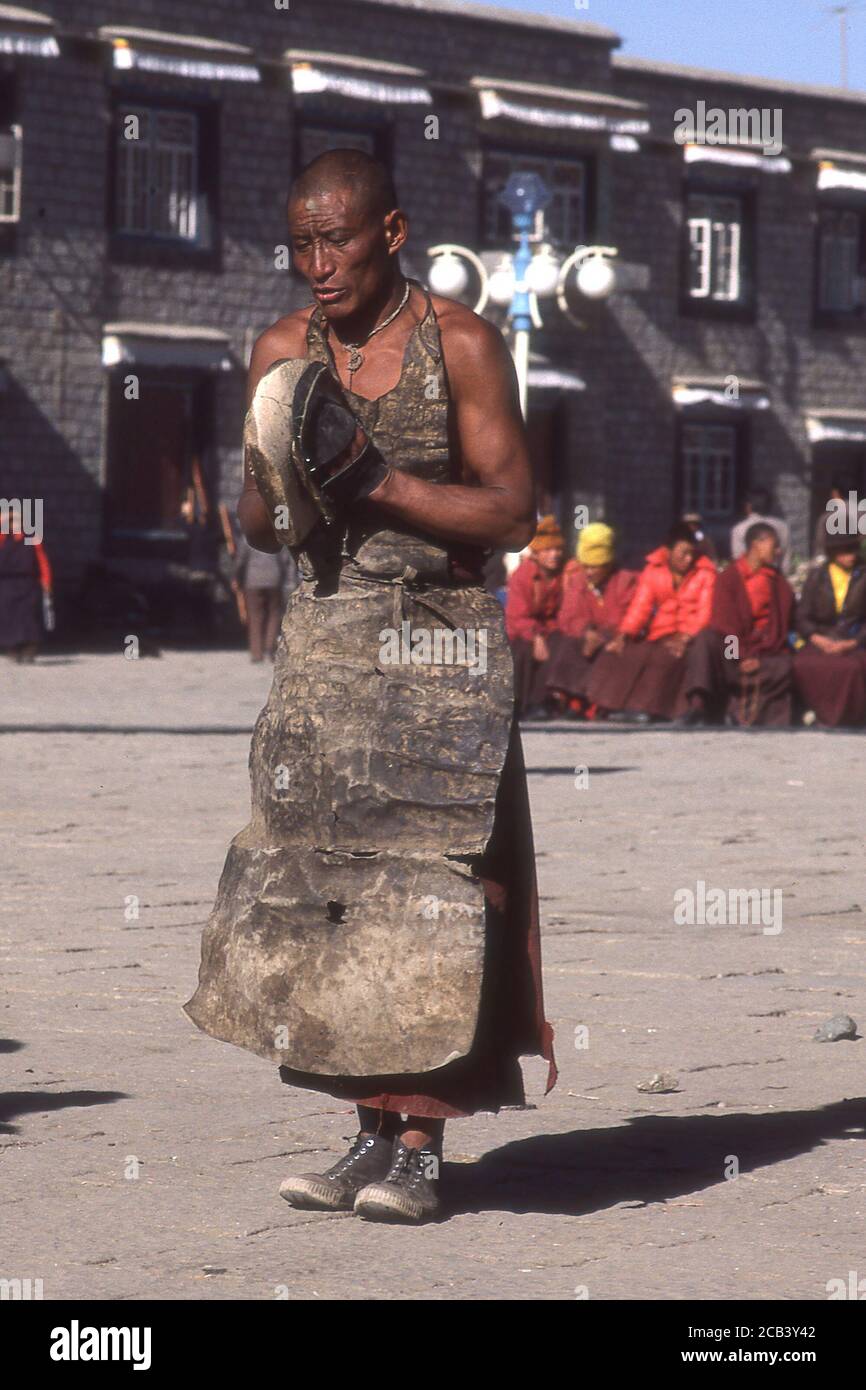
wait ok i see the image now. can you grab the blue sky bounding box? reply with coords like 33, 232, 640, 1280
491, 0, 866, 90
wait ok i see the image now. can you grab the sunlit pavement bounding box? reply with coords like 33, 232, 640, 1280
2, 652, 864, 1300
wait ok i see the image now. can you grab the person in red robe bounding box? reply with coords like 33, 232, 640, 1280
545, 523, 636, 718
794, 535, 866, 727
682, 522, 794, 727
0, 514, 53, 662
505, 514, 565, 720
587, 522, 717, 722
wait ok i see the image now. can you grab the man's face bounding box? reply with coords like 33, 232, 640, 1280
534, 547, 564, 574
669, 540, 696, 575
288, 186, 405, 322
582, 562, 613, 587
753, 532, 780, 568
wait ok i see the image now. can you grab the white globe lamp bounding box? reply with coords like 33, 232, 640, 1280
428, 250, 470, 298
487, 256, 517, 307
576, 253, 616, 301
525, 244, 561, 299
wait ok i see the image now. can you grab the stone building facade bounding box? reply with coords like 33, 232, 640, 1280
1, 0, 865, 613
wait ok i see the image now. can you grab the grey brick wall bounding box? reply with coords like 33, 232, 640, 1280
1, 0, 864, 595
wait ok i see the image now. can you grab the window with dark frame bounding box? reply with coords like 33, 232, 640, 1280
481, 149, 587, 250
686, 191, 746, 304
0, 123, 21, 223
0, 80, 19, 226
111, 100, 217, 252
680, 422, 739, 521
817, 205, 866, 316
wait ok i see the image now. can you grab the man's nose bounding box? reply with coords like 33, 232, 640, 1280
310, 242, 337, 280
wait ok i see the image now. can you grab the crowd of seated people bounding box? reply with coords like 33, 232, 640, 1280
504, 503, 866, 731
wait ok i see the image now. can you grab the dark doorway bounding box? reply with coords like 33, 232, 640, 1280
105, 370, 214, 562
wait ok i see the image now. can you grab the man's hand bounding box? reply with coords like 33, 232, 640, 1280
582, 628, 604, 658
532, 633, 550, 664
810, 633, 833, 654
741, 656, 760, 674
605, 632, 626, 655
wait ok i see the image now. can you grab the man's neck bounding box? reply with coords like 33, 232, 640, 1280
329, 273, 408, 346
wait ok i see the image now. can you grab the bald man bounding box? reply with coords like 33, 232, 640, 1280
185, 150, 556, 1225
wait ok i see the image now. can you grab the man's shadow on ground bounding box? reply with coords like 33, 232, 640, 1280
444, 1098, 866, 1217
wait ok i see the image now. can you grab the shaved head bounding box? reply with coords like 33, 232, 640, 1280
291, 148, 399, 222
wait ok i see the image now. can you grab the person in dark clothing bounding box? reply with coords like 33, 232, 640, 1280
0, 515, 53, 662
794, 535, 866, 727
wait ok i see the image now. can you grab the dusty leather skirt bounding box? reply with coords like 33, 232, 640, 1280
184, 569, 556, 1117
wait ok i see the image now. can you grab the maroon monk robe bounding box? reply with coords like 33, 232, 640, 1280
505, 556, 564, 714
546, 564, 636, 703
686, 558, 795, 726
794, 562, 866, 727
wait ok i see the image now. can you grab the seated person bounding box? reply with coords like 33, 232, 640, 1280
587, 523, 716, 722
505, 514, 566, 720
794, 534, 866, 727
683, 523, 794, 727
730, 487, 791, 574
546, 523, 636, 717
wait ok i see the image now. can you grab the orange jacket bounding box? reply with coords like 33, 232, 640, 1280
620, 547, 717, 641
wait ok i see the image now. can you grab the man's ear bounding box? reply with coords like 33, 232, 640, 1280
384, 208, 409, 254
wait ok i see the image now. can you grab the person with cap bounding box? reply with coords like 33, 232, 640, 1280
546, 523, 636, 718
793, 534, 866, 727
682, 522, 795, 727
504, 514, 566, 720
184, 149, 557, 1227
587, 522, 717, 722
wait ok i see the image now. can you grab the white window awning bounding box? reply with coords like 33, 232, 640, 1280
287, 51, 432, 105
99, 26, 260, 83
816, 161, 866, 194
472, 76, 650, 137
673, 379, 770, 411
0, 4, 58, 57
102, 323, 235, 372
683, 144, 791, 175
527, 354, 585, 392
807, 411, 866, 444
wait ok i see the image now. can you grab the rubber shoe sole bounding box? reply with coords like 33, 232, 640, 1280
353, 1182, 435, 1224
279, 1175, 355, 1212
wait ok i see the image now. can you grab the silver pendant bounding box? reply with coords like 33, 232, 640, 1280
347, 347, 363, 373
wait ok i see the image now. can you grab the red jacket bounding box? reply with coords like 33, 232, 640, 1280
620, 547, 717, 641
557, 562, 637, 638
505, 557, 564, 642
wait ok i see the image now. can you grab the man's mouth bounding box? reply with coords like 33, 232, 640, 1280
314, 286, 347, 304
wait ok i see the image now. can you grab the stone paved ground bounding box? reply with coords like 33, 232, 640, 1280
2, 652, 865, 1301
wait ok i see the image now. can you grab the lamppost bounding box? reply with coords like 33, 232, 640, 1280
428, 171, 618, 418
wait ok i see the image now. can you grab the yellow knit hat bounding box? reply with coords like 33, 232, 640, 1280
577, 522, 615, 566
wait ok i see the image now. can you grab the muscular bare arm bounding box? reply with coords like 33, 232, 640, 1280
367, 304, 535, 550
238, 297, 535, 554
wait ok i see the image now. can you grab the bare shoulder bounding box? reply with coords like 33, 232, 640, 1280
429, 294, 513, 399
247, 305, 316, 403
252, 305, 315, 368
